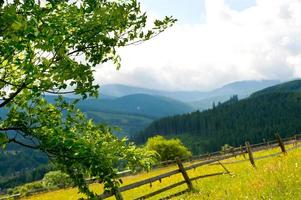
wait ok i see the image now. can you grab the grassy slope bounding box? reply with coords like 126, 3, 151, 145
25, 146, 301, 200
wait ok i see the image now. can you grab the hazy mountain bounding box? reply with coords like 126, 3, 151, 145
188, 80, 281, 109
100, 84, 204, 102
101, 80, 280, 109
78, 94, 193, 119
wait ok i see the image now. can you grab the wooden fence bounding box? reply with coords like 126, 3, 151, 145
1, 134, 300, 200
98, 134, 301, 200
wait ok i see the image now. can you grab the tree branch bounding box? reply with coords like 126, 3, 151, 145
0, 83, 26, 108
0, 127, 23, 131
45, 90, 75, 95
8, 138, 40, 149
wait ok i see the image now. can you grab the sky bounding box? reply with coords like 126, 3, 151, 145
94, 0, 301, 91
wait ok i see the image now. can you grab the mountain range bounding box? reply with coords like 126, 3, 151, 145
76, 79, 281, 136
100, 80, 280, 110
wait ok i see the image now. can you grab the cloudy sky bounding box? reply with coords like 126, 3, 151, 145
95, 0, 301, 91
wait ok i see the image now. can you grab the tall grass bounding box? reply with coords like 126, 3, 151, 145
25, 145, 301, 200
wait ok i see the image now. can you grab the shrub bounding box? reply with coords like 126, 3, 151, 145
8, 182, 45, 196
221, 144, 235, 154
43, 171, 73, 188
145, 136, 192, 161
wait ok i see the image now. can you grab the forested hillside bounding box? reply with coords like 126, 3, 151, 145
251, 79, 301, 97
133, 80, 301, 154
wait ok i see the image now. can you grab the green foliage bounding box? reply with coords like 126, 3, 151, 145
43, 171, 73, 188
221, 144, 234, 154
8, 181, 45, 196
0, 0, 175, 199
145, 136, 192, 161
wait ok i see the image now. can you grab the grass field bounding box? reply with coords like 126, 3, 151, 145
24, 145, 301, 200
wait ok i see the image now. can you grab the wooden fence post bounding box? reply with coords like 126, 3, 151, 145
245, 142, 256, 168
275, 133, 286, 154
114, 188, 124, 200
263, 138, 267, 146
176, 158, 194, 191
294, 135, 298, 146
240, 145, 246, 158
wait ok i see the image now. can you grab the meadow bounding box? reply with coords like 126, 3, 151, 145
24, 144, 301, 200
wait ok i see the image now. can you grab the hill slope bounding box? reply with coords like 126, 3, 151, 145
251, 79, 301, 97
78, 94, 193, 119
76, 94, 193, 137
133, 81, 301, 154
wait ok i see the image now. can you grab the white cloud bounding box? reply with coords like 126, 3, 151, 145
94, 0, 301, 91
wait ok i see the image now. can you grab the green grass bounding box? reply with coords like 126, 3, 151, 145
24, 145, 301, 200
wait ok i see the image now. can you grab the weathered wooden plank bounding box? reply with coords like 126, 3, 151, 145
99, 169, 182, 198
275, 133, 286, 154
134, 172, 227, 200
134, 180, 187, 200
159, 189, 190, 200
245, 141, 256, 167
176, 158, 193, 191
190, 172, 227, 182
184, 151, 245, 171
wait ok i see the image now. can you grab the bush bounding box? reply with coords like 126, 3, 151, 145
221, 144, 234, 154
145, 136, 192, 161
8, 182, 45, 196
42, 171, 73, 188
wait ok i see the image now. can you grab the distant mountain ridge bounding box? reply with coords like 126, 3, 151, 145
100, 84, 203, 102
101, 80, 280, 109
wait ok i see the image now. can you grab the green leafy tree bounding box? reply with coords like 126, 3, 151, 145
0, 0, 175, 198
145, 135, 192, 161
